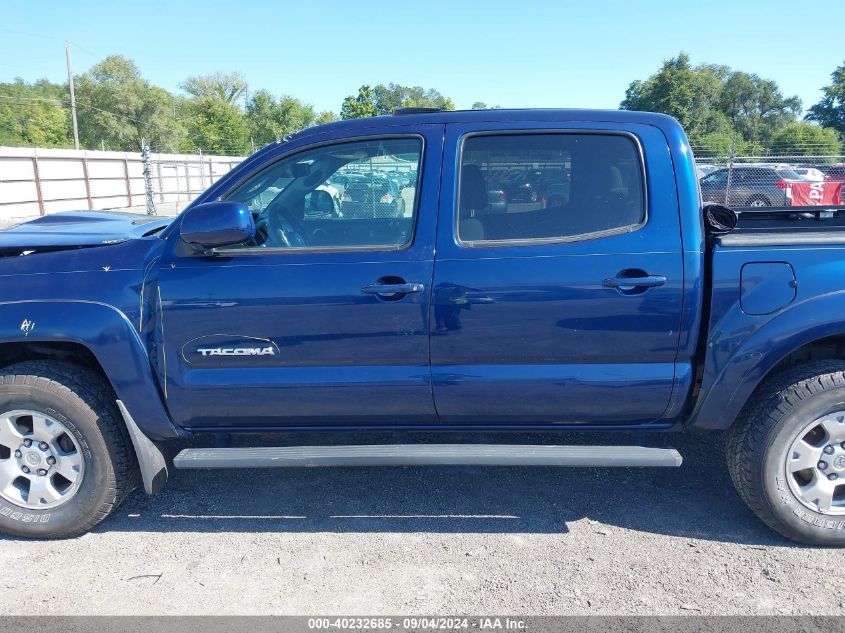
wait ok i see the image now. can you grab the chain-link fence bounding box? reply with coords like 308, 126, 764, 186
692, 148, 845, 210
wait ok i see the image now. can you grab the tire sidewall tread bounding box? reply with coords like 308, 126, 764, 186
727, 361, 845, 545
0, 361, 138, 539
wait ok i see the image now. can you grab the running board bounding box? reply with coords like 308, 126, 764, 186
173, 444, 683, 469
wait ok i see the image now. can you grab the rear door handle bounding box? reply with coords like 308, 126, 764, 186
602, 275, 667, 289
362, 282, 425, 296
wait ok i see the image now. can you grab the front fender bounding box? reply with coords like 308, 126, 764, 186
0, 299, 180, 440
689, 289, 845, 430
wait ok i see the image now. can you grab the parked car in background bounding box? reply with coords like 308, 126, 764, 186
487, 188, 508, 213
390, 171, 416, 188
384, 172, 410, 193
499, 170, 540, 203
534, 168, 569, 196
793, 168, 825, 182
341, 175, 406, 218
695, 164, 718, 179
545, 181, 571, 207
497, 168, 571, 205
700, 166, 803, 207
819, 165, 845, 182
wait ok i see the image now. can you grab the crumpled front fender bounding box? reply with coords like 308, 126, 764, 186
0, 299, 180, 441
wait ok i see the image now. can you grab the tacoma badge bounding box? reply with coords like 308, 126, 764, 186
196, 346, 275, 357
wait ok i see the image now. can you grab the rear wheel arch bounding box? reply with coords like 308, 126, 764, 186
730, 333, 845, 427
691, 308, 845, 432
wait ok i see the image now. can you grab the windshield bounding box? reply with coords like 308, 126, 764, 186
776, 167, 802, 180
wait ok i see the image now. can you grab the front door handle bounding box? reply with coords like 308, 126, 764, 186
602, 275, 667, 289
362, 282, 425, 296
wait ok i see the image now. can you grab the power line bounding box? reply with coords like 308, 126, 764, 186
0, 28, 105, 60
67, 42, 105, 62
0, 27, 60, 42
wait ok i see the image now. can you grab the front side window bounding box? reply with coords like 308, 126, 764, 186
457, 133, 645, 244
224, 137, 422, 250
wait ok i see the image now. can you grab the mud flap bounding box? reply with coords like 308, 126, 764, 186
116, 400, 169, 494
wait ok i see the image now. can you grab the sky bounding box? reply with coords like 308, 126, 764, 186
1, 0, 843, 115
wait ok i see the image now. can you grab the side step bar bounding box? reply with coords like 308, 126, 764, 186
173, 444, 683, 469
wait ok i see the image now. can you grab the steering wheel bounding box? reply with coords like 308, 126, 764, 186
250, 213, 270, 246
264, 201, 308, 247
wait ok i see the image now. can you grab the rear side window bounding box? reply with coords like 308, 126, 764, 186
457, 133, 645, 244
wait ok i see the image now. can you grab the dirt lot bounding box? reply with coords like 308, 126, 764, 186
0, 431, 843, 616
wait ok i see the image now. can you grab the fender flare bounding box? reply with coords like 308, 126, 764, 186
0, 300, 180, 492
688, 291, 845, 430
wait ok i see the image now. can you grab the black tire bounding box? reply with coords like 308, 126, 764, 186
0, 361, 138, 538
744, 194, 770, 208
727, 361, 845, 545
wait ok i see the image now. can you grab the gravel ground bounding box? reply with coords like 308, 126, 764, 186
0, 430, 842, 616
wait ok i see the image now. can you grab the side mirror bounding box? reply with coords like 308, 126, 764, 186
180, 201, 255, 251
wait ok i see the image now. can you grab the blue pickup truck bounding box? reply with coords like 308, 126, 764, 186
1, 108, 844, 544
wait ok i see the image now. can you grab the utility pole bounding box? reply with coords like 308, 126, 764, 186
65, 41, 80, 150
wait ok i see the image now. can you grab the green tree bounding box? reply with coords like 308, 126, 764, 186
0, 78, 71, 147
315, 111, 338, 125
182, 95, 250, 155
471, 102, 488, 109
340, 85, 380, 119
718, 71, 801, 147
769, 121, 841, 156
340, 83, 455, 119
74, 55, 184, 151
807, 62, 845, 137
621, 52, 802, 152
246, 89, 316, 146
621, 53, 728, 144
181, 72, 248, 105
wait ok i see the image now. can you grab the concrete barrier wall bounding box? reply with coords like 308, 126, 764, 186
0, 146, 244, 220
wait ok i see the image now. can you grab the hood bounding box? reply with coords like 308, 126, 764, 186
0, 211, 173, 252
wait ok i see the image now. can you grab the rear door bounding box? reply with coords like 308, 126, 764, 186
430, 122, 684, 425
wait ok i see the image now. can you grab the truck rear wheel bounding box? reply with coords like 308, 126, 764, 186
0, 361, 138, 538
727, 361, 845, 545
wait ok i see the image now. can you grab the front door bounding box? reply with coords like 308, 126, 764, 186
156, 128, 443, 430
430, 123, 684, 425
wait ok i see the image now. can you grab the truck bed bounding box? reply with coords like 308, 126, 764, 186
717, 206, 845, 246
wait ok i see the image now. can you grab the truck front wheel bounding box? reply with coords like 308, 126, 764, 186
0, 361, 138, 538
727, 361, 845, 545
